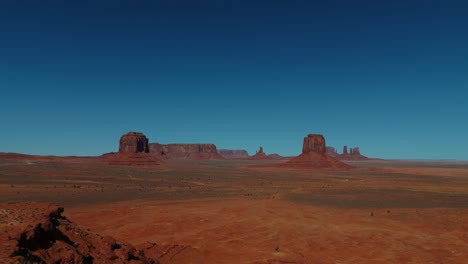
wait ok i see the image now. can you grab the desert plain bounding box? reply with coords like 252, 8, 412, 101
1, 155, 468, 263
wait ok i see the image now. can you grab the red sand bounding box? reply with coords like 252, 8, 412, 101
285, 152, 352, 168
1, 156, 468, 263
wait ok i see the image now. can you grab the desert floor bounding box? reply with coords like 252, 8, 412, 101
1, 158, 468, 263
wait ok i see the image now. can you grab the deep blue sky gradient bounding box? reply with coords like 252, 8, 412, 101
1, 0, 467, 159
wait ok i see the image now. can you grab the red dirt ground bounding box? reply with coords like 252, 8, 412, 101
1, 156, 468, 263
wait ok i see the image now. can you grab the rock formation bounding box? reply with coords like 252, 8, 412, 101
285, 134, 351, 168
326, 147, 339, 157
250, 146, 272, 160
149, 143, 223, 160
107, 132, 160, 166
326, 145, 368, 160
351, 147, 360, 155
267, 153, 286, 160
0, 202, 202, 263
119, 132, 149, 153
218, 149, 250, 159
302, 135, 326, 154
339, 146, 368, 160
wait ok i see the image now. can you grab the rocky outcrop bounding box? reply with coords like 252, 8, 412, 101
343, 146, 348, 155
250, 146, 272, 160
326, 147, 338, 157
350, 147, 360, 155
285, 134, 351, 169
107, 132, 160, 166
218, 149, 250, 159
149, 143, 223, 160
119, 132, 149, 154
326, 145, 368, 160
340, 146, 368, 160
302, 134, 326, 154
0, 202, 202, 263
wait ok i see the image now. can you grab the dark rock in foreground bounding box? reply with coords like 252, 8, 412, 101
0, 202, 202, 263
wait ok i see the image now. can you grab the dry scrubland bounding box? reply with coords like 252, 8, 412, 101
1, 158, 468, 263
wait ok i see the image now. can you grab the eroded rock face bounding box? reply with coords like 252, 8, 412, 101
119, 132, 149, 154
339, 146, 367, 160
285, 134, 351, 169
302, 134, 326, 154
326, 147, 338, 157
107, 132, 159, 166
250, 146, 271, 160
0, 202, 201, 263
325, 145, 368, 160
149, 143, 223, 160
350, 147, 360, 155
257, 147, 265, 155
343, 146, 348, 155
218, 149, 250, 159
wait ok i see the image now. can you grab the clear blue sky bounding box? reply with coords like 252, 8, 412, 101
1, 0, 467, 159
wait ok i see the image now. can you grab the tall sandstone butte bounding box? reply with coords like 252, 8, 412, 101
286, 134, 351, 168
108, 132, 160, 166
119, 132, 149, 153
250, 146, 271, 160
302, 134, 326, 154
351, 147, 360, 155
343, 145, 349, 155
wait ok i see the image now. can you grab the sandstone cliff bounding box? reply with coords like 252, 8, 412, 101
107, 132, 160, 166
343, 146, 348, 155
250, 146, 271, 160
149, 143, 223, 160
326, 147, 339, 157
326, 145, 369, 160
119, 132, 149, 153
339, 145, 368, 160
218, 149, 250, 159
285, 134, 351, 168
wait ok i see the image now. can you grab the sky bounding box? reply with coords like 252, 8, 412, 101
0, 0, 467, 159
